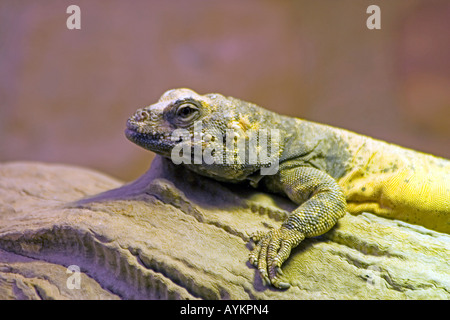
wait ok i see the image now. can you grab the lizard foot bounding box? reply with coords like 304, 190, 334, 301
249, 226, 304, 289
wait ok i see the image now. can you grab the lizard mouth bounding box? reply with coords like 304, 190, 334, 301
125, 126, 174, 156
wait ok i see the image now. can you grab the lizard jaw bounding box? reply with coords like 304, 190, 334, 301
125, 126, 173, 157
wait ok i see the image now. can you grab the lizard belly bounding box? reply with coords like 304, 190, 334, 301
339, 150, 450, 233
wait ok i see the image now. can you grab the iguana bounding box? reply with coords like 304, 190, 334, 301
125, 88, 450, 289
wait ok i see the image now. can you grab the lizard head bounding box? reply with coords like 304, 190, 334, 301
126, 88, 282, 181
125, 88, 207, 157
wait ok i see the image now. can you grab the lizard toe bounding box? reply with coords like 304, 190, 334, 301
250, 227, 305, 289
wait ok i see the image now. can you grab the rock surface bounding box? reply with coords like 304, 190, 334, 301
0, 158, 449, 299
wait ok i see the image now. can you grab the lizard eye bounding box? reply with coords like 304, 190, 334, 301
176, 103, 199, 121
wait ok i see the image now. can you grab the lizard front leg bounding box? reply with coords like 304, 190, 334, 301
249, 166, 347, 289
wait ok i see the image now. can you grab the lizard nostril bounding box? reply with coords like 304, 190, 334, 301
135, 109, 150, 122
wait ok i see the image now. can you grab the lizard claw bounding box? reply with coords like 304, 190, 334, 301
275, 265, 283, 276
249, 226, 304, 289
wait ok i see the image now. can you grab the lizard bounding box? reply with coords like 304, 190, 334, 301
125, 88, 450, 289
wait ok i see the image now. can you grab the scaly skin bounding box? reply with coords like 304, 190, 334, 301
125, 88, 450, 289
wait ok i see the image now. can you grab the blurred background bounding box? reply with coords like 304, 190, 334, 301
1, 0, 449, 182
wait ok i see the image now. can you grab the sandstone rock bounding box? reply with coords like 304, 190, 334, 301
0, 158, 449, 299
